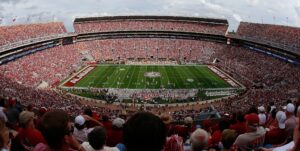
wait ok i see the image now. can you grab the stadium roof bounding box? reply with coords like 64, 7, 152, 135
74, 16, 228, 25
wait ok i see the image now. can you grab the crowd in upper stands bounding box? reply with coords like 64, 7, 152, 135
0, 22, 66, 46
80, 38, 218, 62
0, 44, 83, 87
74, 20, 227, 35
235, 22, 300, 52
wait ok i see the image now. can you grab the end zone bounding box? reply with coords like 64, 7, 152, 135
60, 65, 96, 87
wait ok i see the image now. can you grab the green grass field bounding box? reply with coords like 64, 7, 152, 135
75, 65, 231, 89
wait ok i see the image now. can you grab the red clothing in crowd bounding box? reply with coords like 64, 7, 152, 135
230, 122, 247, 135
208, 130, 222, 146
165, 123, 175, 136
85, 112, 101, 129
106, 128, 123, 147
102, 121, 113, 131
86, 119, 100, 129
17, 127, 46, 147
174, 125, 196, 140
264, 128, 288, 145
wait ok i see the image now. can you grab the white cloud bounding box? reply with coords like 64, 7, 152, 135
247, 0, 260, 6
296, 6, 300, 16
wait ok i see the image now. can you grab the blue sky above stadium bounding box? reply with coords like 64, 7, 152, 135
0, 0, 299, 31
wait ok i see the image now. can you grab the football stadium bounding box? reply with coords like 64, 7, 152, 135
0, 1, 300, 151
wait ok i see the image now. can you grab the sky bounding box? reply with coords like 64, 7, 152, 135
0, 0, 299, 32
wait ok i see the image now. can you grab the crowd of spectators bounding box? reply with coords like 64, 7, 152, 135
0, 44, 83, 87
0, 22, 67, 46
1, 97, 300, 151
234, 22, 300, 52
81, 38, 219, 62
74, 20, 227, 36
0, 37, 299, 119
211, 45, 300, 114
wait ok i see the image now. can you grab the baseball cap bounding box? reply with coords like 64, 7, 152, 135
112, 118, 125, 128
286, 103, 295, 113
75, 115, 85, 126
258, 114, 266, 126
276, 111, 286, 129
257, 106, 265, 112
184, 117, 193, 124
160, 114, 172, 124
244, 113, 259, 126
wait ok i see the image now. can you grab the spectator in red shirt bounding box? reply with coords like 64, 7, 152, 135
16, 111, 46, 150
106, 117, 125, 147
174, 116, 196, 142
83, 108, 102, 129
201, 119, 213, 134
264, 111, 288, 145
101, 115, 112, 131
35, 107, 47, 131
265, 108, 277, 129
230, 112, 247, 135
208, 119, 230, 147
160, 114, 175, 137
164, 134, 184, 151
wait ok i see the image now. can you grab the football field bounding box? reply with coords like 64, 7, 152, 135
74, 65, 232, 89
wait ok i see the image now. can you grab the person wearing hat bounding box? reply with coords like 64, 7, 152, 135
101, 115, 113, 131
174, 116, 196, 142
208, 119, 230, 148
285, 103, 297, 140
74, 114, 103, 143
259, 116, 300, 151
230, 111, 247, 135
258, 106, 266, 127
234, 113, 266, 151
264, 111, 288, 145
160, 114, 174, 137
15, 111, 46, 149
106, 118, 125, 147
